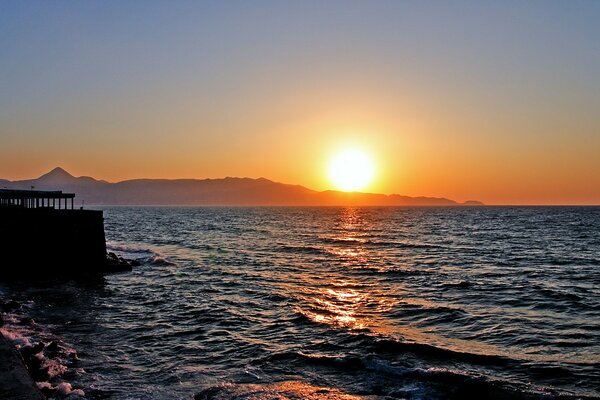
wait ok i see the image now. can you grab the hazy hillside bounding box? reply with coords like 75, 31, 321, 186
1, 167, 483, 206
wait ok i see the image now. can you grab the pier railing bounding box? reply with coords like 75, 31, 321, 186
0, 189, 75, 210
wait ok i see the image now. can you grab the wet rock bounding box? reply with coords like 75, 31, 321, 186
31, 342, 44, 355
19, 346, 48, 381
65, 350, 80, 367
67, 351, 79, 362
38, 383, 58, 397
18, 345, 33, 358
45, 340, 60, 357
46, 340, 59, 352
19, 342, 44, 358
105, 252, 134, 273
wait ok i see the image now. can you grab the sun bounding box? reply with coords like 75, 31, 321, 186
328, 148, 375, 192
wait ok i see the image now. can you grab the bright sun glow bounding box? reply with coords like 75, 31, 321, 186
328, 148, 375, 192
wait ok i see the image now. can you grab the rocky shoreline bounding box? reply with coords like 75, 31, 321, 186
0, 297, 87, 399
0, 254, 139, 399
0, 332, 45, 400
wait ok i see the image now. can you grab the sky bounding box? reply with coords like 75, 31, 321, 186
1, 1, 599, 204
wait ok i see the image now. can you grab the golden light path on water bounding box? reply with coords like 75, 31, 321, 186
295, 208, 395, 333
294, 208, 510, 360
198, 380, 365, 399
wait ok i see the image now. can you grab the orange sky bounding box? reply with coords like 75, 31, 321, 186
1, 2, 599, 205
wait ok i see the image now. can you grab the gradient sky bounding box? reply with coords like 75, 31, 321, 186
1, 1, 599, 204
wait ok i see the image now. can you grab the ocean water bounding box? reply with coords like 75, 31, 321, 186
1, 206, 599, 399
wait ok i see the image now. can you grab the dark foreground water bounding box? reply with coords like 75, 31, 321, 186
1, 207, 599, 399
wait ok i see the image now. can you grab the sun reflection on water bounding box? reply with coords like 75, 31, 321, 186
298, 284, 366, 330
296, 208, 397, 332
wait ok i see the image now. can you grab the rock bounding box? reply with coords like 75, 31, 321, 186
19, 347, 47, 381
45, 340, 59, 357
104, 252, 134, 273
38, 384, 57, 397
18, 342, 45, 359
31, 342, 44, 355
46, 340, 59, 352
18, 345, 33, 359
67, 351, 79, 362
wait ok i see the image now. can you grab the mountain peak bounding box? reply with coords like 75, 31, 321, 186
38, 167, 74, 181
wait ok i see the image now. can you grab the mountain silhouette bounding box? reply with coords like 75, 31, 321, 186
38, 166, 73, 180
0, 167, 483, 206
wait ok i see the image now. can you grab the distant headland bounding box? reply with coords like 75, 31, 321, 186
0, 167, 483, 206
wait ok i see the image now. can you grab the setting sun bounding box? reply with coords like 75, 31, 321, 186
328, 148, 375, 192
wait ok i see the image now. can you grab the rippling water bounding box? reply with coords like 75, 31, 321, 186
1, 207, 599, 399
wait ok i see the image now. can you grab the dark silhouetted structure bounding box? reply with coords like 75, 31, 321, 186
0, 189, 109, 278
0, 188, 75, 209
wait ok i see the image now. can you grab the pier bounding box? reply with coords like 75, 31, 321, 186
0, 188, 75, 210
0, 189, 109, 277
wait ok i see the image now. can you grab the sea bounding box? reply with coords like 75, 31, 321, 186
1, 206, 599, 399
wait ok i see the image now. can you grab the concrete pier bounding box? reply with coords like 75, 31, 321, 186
0, 189, 108, 277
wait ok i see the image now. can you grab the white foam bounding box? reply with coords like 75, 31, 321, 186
37, 382, 86, 398
36, 381, 53, 390
56, 382, 85, 396
44, 358, 68, 379
106, 242, 153, 254
0, 326, 32, 348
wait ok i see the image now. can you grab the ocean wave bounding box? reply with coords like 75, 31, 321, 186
106, 242, 176, 266
265, 293, 288, 302
259, 350, 583, 399
351, 265, 430, 276
106, 242, 154, 254
278, 244, 329, 256
372, 338, 511, 366
262, 348, 597, 399
441, 280, 472, 289
146, 255, 177, 266
37, 382, 85, 398
391, 302, 470, 321
267, 350, 368, 371
318, 236, 443, 249
194, 380, 367, 400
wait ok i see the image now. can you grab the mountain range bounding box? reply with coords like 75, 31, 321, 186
0, 167, 483, 206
